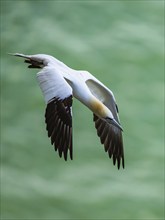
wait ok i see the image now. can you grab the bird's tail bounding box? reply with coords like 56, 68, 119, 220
8, 53, 31, 59
8, 53, 43, 69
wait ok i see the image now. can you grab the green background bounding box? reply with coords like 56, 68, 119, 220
1, 0, 164, 219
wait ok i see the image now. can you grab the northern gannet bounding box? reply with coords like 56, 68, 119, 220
11, 53, 125, 169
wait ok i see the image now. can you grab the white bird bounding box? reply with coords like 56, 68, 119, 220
11, 53, 125, 169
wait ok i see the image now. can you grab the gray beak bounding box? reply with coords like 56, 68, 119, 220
106, 117, 123, 131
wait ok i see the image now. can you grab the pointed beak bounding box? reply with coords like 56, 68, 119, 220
106, 118, 123, 131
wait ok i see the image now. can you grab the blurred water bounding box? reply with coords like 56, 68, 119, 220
1, 1, 164, 219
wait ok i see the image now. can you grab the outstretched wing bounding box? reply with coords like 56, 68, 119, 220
93, 114, 124, 169
37, 66, 73, 160
89, 80, 124, 169
45, 96, 73, 160
80, 71, 124, 169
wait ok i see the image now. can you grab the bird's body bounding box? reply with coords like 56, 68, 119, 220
11, 53, 125, 169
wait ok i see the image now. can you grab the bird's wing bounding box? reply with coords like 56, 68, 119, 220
80, 71, 124, 169
37, 66, 73, 160
79, 71, 120, 122
93, 114, 124, 169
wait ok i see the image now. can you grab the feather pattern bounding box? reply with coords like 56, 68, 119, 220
45, 96, 73, 160
93, 114, 124, 169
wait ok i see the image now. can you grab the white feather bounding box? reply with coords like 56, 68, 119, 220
37, 66, 72, 103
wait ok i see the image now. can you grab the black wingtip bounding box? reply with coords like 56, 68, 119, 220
117, 157, 125, 170
122, 157, 125, 169
45, 96, 73, 162
70, 150, 73, 160
94, 114, 125, 170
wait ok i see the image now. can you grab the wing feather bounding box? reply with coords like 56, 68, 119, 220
80, 71, 124, 169
45, 96, 73, 160
93, 114, 124, 169
35, 65, 73, 160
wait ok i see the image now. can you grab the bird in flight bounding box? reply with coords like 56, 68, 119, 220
11, 53, 125, 169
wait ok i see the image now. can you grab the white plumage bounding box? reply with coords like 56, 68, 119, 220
11, 53, 125, 169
